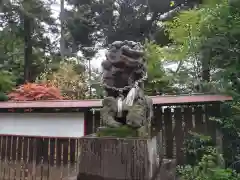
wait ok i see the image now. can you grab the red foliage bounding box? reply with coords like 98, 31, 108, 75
8, 83, 65, 101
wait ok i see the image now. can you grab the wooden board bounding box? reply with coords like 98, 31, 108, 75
77, 132, 163, 180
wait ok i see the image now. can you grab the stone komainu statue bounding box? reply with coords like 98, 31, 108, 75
100, 40, 153, 137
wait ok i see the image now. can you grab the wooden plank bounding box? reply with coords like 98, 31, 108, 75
19, 136, 24, 180
32, 138, 37, 180
205, 103, 223, 166
3, 136, 8, 180
74, 139, 77, 173
63, 139, 68, 166
0, 136, 3, 179
67, 139, 71, 176
24, 137, 29, 180
194, 106, 204, 133
53, 138, 57, 168
46, 138, 51, 180
8, 136, 14, 180
164, 108, 173, 158
152, 106, 163, 137
183, 107, 193, 135
174, 107, 184, 165
95, 111, 101, 131
49, 138, 54, 166
77, 135, 162, 180
69, 139, 75, 165
152, 106, 163, 160
13, 136, 19, 180
205, 104, 219, 142
39, 138, 45, 180
60, 143, 64, 180
41, 138, 48, 180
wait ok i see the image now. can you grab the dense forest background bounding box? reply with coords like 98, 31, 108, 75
1, 0, 240, 178
0, 0, 205, 99
1, 0, 238, 99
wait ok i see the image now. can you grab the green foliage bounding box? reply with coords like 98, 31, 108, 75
0, 71, 15, 93
165, 9, 202, 49
214, 102, 240, 168
183, 132, 215, 165
37, 60, 87, 99
0, 92, 9, 102
155, 0, 240, 93
178, 158, 240, 180
0, 71, 15, 101
0, 0, 58, 83
67, 0, 201, 48
196, 0, 240, 168
144, 41, 178, 95
0, 29, 24, 84
96, 126, 138, 138
178, 132, 240, 180
157, 8, 206, 92
90, 68, 104, 98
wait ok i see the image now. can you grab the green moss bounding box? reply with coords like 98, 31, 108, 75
0, 92, 8, 101
96, 125, 138, 138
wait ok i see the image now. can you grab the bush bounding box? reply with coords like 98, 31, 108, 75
177, 151, 240, 180
0, 71, 15, 93
177, 132, 240, 180
0, 92, 8, 101
8, 83, 65, 101
183, 132, 214, 165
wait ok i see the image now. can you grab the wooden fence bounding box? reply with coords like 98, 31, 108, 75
150, 103, 220, 164
0, 136, 80, 180
87, 103, 221, 164
0, 103, 221, 179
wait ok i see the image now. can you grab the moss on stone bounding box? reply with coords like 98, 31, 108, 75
96, 125, 138, 138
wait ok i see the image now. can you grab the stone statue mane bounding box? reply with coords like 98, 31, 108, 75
100, 40, 153, 137
101, 41, 147, 95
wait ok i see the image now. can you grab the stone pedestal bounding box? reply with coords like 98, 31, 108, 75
77, 132, 163, 180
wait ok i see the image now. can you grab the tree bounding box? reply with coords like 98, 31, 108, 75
144, 41, 177, 95
162, 8, 205, 92
37, 60, 88, 99
0, 71, 16, 93
0, 0, 58, 82
90, 67, 104, 98
65, 0, 203, 54
155, 1, 226, 93
157, 0, 240, 170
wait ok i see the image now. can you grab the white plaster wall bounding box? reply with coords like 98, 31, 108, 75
0, 113, 85, 138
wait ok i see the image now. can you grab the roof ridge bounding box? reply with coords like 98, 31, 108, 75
0, 95, 232, 109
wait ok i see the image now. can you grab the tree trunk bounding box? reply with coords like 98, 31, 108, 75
60, 0, 66, 58
202, 58, 210, 82
23, 14, 32, 82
